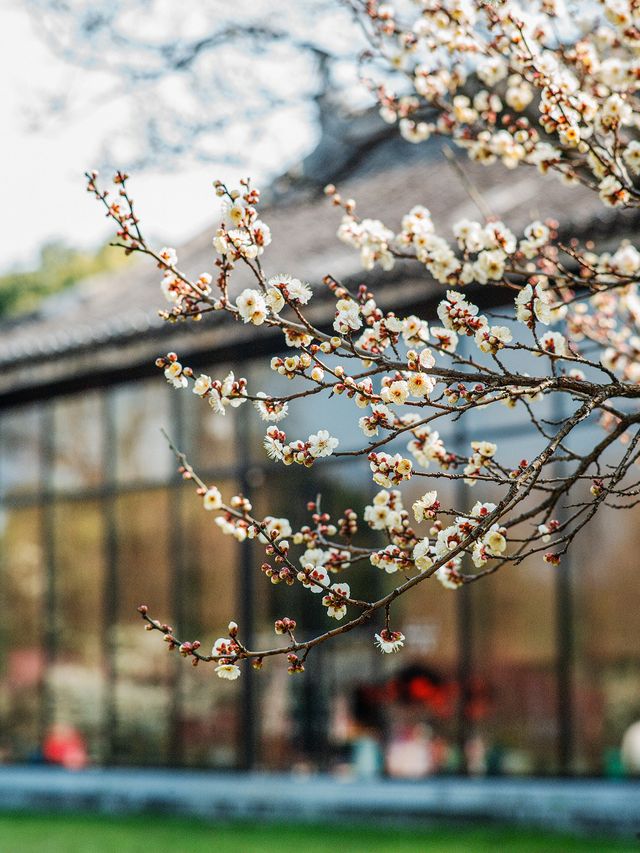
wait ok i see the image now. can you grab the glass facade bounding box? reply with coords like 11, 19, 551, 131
1, 362, 639, 778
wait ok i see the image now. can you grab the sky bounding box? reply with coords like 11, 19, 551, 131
0, 1, 325, 274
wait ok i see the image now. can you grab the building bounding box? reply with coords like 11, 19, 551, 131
1, 101, 640, 777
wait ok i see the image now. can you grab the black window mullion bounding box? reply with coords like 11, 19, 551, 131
102, 389, 119, 764
39, 403, 56, 749
553, 393, 575, 775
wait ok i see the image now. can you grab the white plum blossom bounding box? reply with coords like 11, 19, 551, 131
408, 372, 436, 398
474, 249, 506, 284
402, 315, 430, 346
299, 563, 330, 593
212, 637, 235, 656
623, 141, 640, 175
413, 491, 439, 522
437, 291, 487, 336
477, 55, 508, 86
435, 562, 464, 590
203, 487, 223, 511
193, 374, 213, 397
158, 247, 178, 267
418, 347, 436, 368
334, 298, 362, 334
286, 279, 313, 304
262, 516, 292, 542
215, 664, 241, 681
265, 287, 285, 314
374, 630, 406, 653
263, 429, 284, 460
300, 548, 328, 569
322, 583, 350, 620
611, 244, 640, 276
413, 539, 434, 572
380, 379, 410, 405
539, 331, 569, 357
337, 216, 395, 271
370, 452, 413, 487
364, 490, 403, 531
400, 119, 432, 143
164, 361, 187, 389
254, 392, 288, 423
471, 440, 497, 458
515, 284, 553, 327
236, 289, 268, 325
599, 175, 629, 207
453, 219, 487, 253
359, 403, 394, 437
475, 325, 512, 354
471, 501, 497, 519
308, 430, 339, 458
520, 221, 550, 258
207, 372, 248, 415
268, 274, 312, 305
485, 525, 507, 556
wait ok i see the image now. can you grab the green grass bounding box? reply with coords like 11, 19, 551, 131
0, 813, 637, 853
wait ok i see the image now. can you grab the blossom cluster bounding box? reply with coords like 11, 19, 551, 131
360, 0, 640, 209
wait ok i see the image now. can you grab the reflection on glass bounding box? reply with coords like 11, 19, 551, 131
53, 393, 103, 491
0, 407, 41, 497
182, 368, 237, 472
114, 382, 172, 484
113, 490, 172, 764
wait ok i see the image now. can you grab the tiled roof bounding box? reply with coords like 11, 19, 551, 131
1, 104, 638, 376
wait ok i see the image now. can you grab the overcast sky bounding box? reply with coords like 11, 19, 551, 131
0, 1, 322, 274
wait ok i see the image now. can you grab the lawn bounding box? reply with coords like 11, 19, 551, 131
0, 813, 637, 853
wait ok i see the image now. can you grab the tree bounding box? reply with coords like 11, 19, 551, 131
88, 0, 640, 679
27, 0, 358, 168
0, 242, 128, 319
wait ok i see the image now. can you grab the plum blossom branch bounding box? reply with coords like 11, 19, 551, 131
84, 0, 640, 680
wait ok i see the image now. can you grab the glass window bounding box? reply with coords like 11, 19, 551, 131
572, 503, 640, 777
52, 393, 103, 491
315, 476, 461, 780
0, 507, 45, 762
472, 558, 558, 776
250, 460, 388, 773
112, 490, 172, 764
114, 382, 173, 485
0, 407, 41, 498
177, 480, 242, 769
182, 366, 238, 473
48, 500, 106, 765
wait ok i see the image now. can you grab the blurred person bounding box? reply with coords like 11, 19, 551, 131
351, 731, 384, 779
43, 723, 88, 770
386, 723, 434, 779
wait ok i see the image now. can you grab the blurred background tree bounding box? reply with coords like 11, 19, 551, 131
0, 242, 129, 318
24, 0, 362, 170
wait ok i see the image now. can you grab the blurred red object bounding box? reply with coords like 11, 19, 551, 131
43, 723, 88, 770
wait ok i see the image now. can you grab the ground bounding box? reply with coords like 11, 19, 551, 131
0, 813, 637, 853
